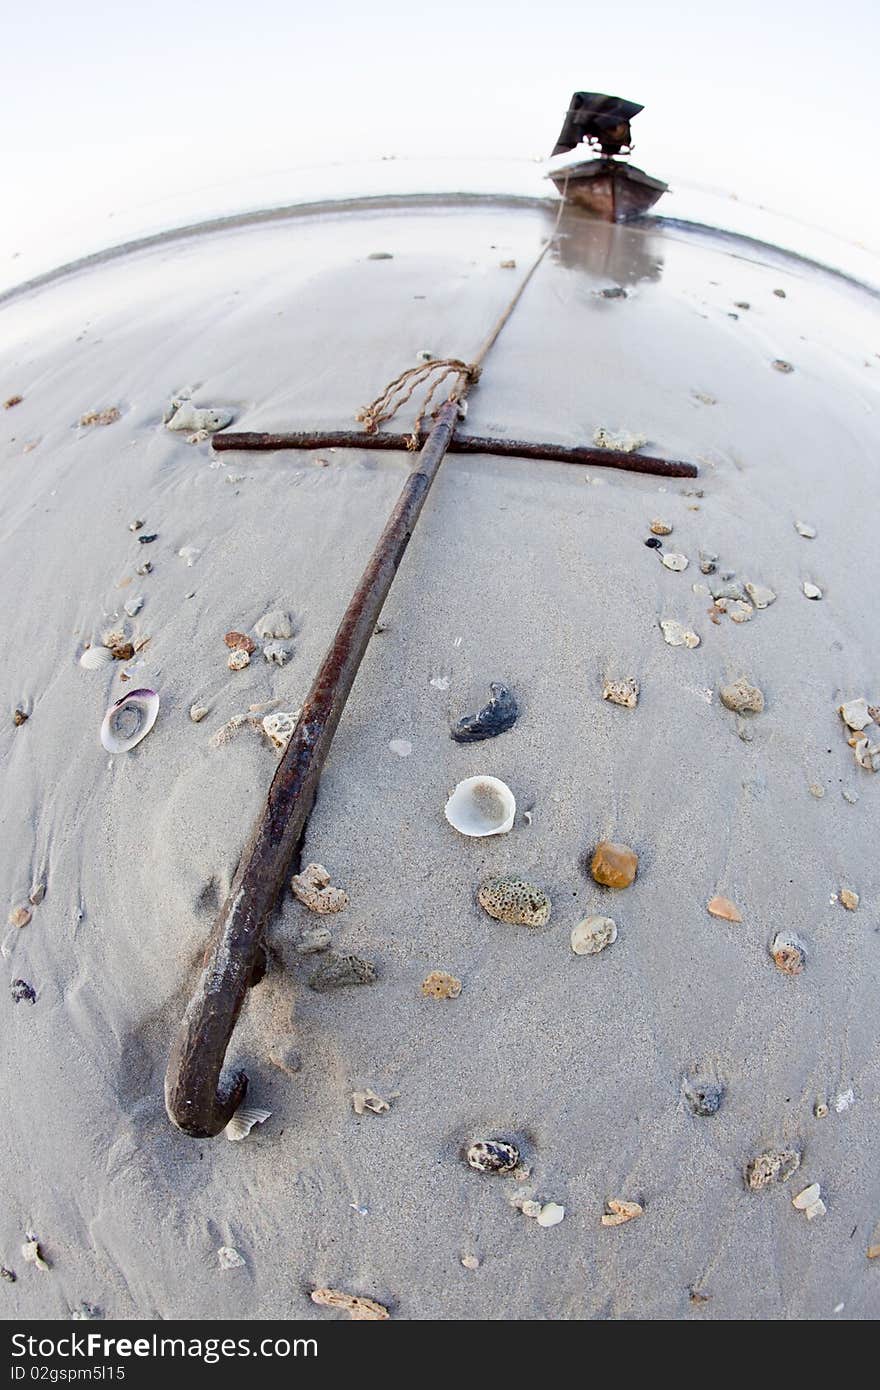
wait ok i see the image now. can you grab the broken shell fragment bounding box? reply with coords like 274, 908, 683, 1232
601, 1199, 643, 1227
660, 619, 700, 648
291, 863, 348, 914
224, 1105, 272, 1141
720, 678, 764, 714
839, 698, 871, 731
420, 970, 462, 999
227, 649, 250, 671
590, 841, 638, 889
450, 682, 518, 743
466, 1139, 519, 1174
79, 645, 114, 670
571, 915, 617, 955
100, 688, 159, 753
802, 582, 822, 600
792, 1182, 821, 1211
189, 704, 209, 723
770, 930, 807, 975
262, 710, 300, 752
308, 953, 376, 991
123, 595, 144, 617
649, 519, 672, 536
311, 1287, 389, 1321
746, 1147, 801, 1190
21, 1239, 50, 1271
707, 895, 742, 923
217, 1247, 246, 1270
795, 521, 817, 539
682, 1077, 725, 1117
536, 1203, 565, 1228
445, 775, 516, 838
352, 1089, 391, 1116
744, 581, 776, 609
602, 677, 639, 708
477, 876, 551, 927
661, 552, 689, 572
699, 549, 718, 574
224, 631, 256, 653
805, 1198, 826, 1220
8, 906, 32, 929
254, 609, 293, 640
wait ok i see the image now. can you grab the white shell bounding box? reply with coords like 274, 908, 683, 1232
444, 776, 516, 837
255, 609, 293, 640
661, 552, 689, 572
80, 645, 114, 669
224, 1105, 272, 1142
217, 1246, 246, 1269
536, 1202, 565, 1228
792, 1183, 821, 1210
123, 595, 144, 617
100, 689, 159, 753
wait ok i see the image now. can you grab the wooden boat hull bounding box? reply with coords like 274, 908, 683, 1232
550, 158, 667, 222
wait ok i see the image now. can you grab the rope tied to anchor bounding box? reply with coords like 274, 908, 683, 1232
355, 358, 482, 449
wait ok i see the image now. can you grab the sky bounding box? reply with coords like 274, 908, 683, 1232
2, 0, 879, 285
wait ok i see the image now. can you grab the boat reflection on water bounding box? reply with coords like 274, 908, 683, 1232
551, 206, 665, 289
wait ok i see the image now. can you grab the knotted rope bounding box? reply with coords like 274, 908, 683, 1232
356, 176, 569, 448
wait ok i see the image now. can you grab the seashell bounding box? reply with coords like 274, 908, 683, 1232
128, 519, 144, 532
308, 952, 376, 992
100, 688, 159, 753
839, 698, 871, 731
745, 1147, 801, 1191
805, 1198, 826, 1220
661, 552, 689, 572
8, 905, 32, 929
80, 645, 114, 670
477, 876, 551, 926
682, 1076, 725, 1116
136, 560, 152, 575
649, 519, 672, 535
744, 581, 776, 609
189, 704, 209, 723
217, 1246, 246, 1269
311, 1287, 389, 1320
601, 1199, 643, 1227
729, 600, 754, 623
803, 581, 822, 600
224, 631, 256, 653
228, 649, 250, 671
420, 970, 461, 999
352, 1089, 391, 1116
770, 930, 806, 975
720, 678, 764, 714
466, 1139, 519, 1173
461, 1254, 481, 1269
707, 895, 742, 922
262, 711, 300, 751
224, 1104, 272, 1141
536, 1202, 565, 1228
590, 841, 638, 889
255, 609, 293, 640
450, 683, 518, 742
123, 595, 144, 617
291, 863, 348, 914
839, 888, 859, 910
262, 641, 290, 666
571, 915, 617, 955
445, 776, 515, 838
792, 1183, 821, 1211
21, 1238, 50, 1271
602, 677, 639, 708
296, 926, 332, 954
795, 521, 816, 539
660, 619, 700, 648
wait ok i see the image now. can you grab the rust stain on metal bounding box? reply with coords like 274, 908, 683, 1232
212, 429, 697, 479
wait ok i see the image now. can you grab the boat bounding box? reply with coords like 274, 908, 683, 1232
548, 90, 669, 221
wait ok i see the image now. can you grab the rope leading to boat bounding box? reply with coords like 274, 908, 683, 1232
355, 177, 570, 448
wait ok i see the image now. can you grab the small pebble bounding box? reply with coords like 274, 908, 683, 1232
217, 1247, 246, 1270
682, 1077, 725, 1116
136, 561, 152, 575
590, 841, 638, 889
11, 979, 36, 1003
3, 395, 23, 409
8, 906, 32, 929
367, 251, 393, 260
795, 521, 817, 539
839, 888, 859, 911
814, 1101, 829, 1119
13, 709, 28, 727
792, 1182, 821, 1211
128, 519, 144, 532
644, 536, 663, 549
189, 704, 209, 723
225, 631, 257, 653
660, 619, 700, 648
420, 970, 462, 999
744, 581, 776, 609
706, 895, 742, 923
227, 649, 250, 671
571, 915, 617, 955
466, 1140, 519, 1174
29, 883, 46, 906
352, 1089, 391, 1116
296, 926, 332, 954
699, 550, 718, 574
720, 677, 764, 714
137, 534, 157, 544
123, 595, 144, 617
461, 1254, 481, 1270
602, 677, 639, 709
809, 784, 825, 798
803, 582, 822, 600
773, 288, 786, 298
499, 259, 517, 269
772, 359, 794, 373
650, 519, 673, 535
0, 1267, 15, 1283
598, 285, 626, 298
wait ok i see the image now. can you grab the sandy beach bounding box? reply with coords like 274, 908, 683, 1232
2, 196, 879, 1320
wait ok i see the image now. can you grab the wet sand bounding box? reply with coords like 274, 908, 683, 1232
1, 197, 879, 1319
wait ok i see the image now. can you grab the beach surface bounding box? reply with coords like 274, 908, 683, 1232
1, 198, 879, 1320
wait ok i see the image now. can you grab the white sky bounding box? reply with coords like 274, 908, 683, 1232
2, 0, 879, 284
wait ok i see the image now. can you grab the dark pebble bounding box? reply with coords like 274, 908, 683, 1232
644, 537, 662, 549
